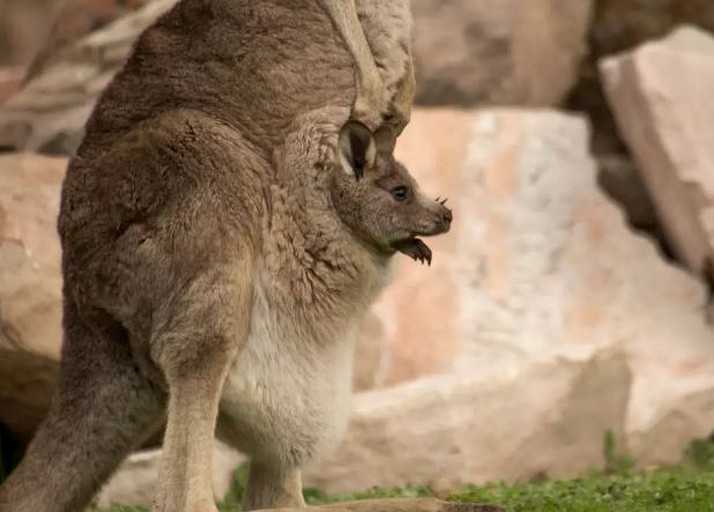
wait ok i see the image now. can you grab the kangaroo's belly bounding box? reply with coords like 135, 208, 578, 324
217, 291, 356, 467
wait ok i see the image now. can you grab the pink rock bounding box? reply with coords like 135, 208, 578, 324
361, 108, 714, 466
0, 152, 66, 440
412, 0, 593, 106
600, 25, 714, 275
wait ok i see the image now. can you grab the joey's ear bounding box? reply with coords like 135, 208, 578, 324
338, 120, 376, 180
374, 124, 396, 154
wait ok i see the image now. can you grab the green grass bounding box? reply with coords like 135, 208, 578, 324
89, 431, 714, 512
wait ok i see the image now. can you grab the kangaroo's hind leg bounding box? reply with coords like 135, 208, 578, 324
151, 260, 253, 512
0, 301, 165, 512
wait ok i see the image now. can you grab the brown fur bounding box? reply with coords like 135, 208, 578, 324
0, 2, 502, 512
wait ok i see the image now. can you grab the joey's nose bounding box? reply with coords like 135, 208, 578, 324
442, 208, 453, 224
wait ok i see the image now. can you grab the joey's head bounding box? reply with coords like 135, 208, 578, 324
330, 121, 452, 265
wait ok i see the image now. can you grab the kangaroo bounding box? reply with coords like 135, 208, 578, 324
0, 1, 500, 511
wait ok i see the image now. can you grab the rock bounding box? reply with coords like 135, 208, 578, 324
0, 0, 176, 156
600, 26, 714, 274
305, 349, 631, 493
589, 0, 714, 57
596, 153, 660, 234
366, 108, 714, 463
411, 0, 593, 107
567, 0, 714, 152
0, 0, 63, 66
566, 2, 714, 244
24, 0, 158, 81
0, 67, 24, 105
0, 152, 66, 441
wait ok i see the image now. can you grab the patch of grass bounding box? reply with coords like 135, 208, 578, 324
450, 469, 714, 512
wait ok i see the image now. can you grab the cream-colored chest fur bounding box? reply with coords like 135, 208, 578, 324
217, 279, 359, 467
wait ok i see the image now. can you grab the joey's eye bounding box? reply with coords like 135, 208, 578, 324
391, 186, 409, 201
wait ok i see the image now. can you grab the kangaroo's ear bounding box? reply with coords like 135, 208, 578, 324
338, 121, 376, 181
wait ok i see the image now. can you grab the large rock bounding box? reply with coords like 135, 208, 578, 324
0, 67, 24, 105
23, 0, 158, 81
367, 109, 714, 464
600, 26, 714, 275
0, 0, 63, 66
567, 0, 714, 155
0, 152, 65, 441
411, 0, 593, 107
0, 0, 176, 155
565, 1, 714, 246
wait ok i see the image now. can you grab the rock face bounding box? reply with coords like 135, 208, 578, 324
0, 0, 63, 66
361, 109, 714, 465
411, 0, 593, 107
0, 67, 24, 105
0, 153, 65, 442
0, 0, 176, 155
600, 26, 714, 275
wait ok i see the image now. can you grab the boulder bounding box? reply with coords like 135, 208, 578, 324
600, 26, 714, 275
0, 0, 176, 155
0, 67, 24, 105
589, 0, 714, 57
0, 0, 62, 67
23, 0, 158, 81
411, 0, 593, 107
0, 153, 65, 441
368, 108, 714, 465
595, 153, 659, 234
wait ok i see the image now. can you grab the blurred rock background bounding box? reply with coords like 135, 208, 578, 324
1, 0, 714, 507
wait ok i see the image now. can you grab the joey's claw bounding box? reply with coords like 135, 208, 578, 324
414, 238, 432, 266
394, 238, 433, 266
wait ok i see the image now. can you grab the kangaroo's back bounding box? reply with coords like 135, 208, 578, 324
78, 0, 412, 161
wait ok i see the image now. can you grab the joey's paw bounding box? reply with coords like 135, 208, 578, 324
443, 503, 506, 512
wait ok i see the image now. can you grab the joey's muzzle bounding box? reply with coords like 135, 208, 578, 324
393, 199, 453, 266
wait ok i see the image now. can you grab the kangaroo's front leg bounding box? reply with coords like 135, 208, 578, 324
317, 0, 387, 131
152, 265, 253, 512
